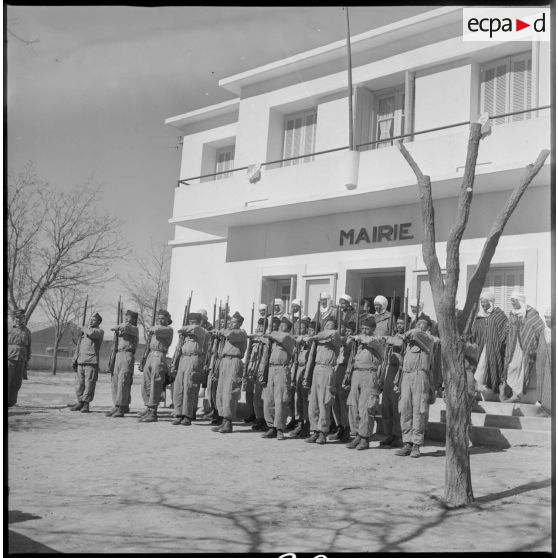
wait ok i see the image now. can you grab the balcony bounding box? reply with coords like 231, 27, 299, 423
170, 111, 550, 237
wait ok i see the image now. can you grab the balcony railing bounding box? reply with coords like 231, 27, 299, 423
177, 105, 551, 186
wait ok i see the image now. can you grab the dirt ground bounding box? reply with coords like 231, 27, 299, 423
7, 370, 553, 554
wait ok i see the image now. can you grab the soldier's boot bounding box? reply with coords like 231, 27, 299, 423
316, 431, 327, 445
202, 409, 216, 420
79, 402, 90, 413
105, 407, 117, 417
121, 406, 130, 413
243, 414, 257, 424
410, 444, 421, 458
305, 431, 319, 444
285, 418, 298, 432
289, 421, 304, 438
138, 408, 150, 419
356, 436, 370, 451
261, 427, 277, 439
112, 407, 125, 418
328, 425, 345, 441
395, 442, 413, 456
379, 435, 396, 447
70, 401, 84, 411
346, 434, 361, 449
251, 418, 267, 431
171, 416, 184, 425
141, 409, 158, 423
276, 429, 285, 441
210, 416, 223, 426
191, 407, 198, 421
340, 426, 352, 443
219, 419, 233, 434
181, 417, 192, 426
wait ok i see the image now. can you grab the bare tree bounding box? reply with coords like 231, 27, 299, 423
7, 163, 127, 324
42, 288, 87, 375
122, 241, 170, 342
396, 122, 549, 508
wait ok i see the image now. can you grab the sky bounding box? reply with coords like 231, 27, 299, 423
7, 5, 436, 327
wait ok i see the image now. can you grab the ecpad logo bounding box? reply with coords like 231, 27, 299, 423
463, 8, 550, 41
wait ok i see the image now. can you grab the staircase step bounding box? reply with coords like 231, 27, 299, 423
441, 410, 551, 431
425, 422, 551, 448
472, 400, 549, 417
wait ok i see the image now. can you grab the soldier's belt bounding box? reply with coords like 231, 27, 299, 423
403, 368, 428, 374
182, 352, 202, 357
117, 348, 135, 353
269, 361, 290, 366
149, 350, 167, 356
222, 354, 241, 359
354, 366, 379, 372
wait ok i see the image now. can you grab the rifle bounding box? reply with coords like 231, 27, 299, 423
138, 293, 158, 372
389, 289, 396, 335
73, 295, 89, 371
250, 302, 254, 335
106, 296, 122, 375
261, 298, 275, 387
342, 292, 360, 390
302, 297, 321, 389
171, 290, 193, 373
394, 288, 410, 395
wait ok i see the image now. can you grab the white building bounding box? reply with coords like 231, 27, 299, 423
165, 7, 551, 337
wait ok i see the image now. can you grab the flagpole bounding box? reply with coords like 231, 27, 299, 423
344, 6, 354, 151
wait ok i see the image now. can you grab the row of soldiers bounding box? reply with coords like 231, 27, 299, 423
60, 292, 441, 457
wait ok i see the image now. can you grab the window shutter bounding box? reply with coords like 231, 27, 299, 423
510, 53, 532, 121
481, 58, 510, 125
483, 265, 524, 314
282, 109, 317, 167
215, 145, 235, 180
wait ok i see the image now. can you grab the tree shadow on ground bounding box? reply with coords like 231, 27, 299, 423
8, 510, 42, 524
8, 529, 60, 554
475, 478, 552, 504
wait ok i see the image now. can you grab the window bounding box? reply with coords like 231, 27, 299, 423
375, 88, 405, 148
282, 109, 317, 166
481, 265, 524, 315
215, 145, 235, 180
480, 52, 532, 125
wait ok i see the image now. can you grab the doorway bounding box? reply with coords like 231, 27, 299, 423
346, 267, 406, 315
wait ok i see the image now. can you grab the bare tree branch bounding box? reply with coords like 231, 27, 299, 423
459, 148, 551, 334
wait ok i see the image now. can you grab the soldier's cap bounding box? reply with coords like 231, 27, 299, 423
11, 308, 25, 316
417, 314, 432, 327
125, 309, 138, 321
300, 316, 311, 325
157, 309, 172, 324
362, 316, 376, 328
188, 312, 202, 322
271, 316, 281, 324
258, 303, 267, 311
291, 299, 302, 307
346, 320, 356, 330
324, 316, 337, 327
280, 316, 292, 328
257, 317, 265, 325
309, 320, 317, 329
197, 309, 208, 318
91, 312, 103, 324
232, 311, 244, 323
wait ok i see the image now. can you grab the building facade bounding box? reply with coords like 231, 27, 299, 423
165, 7, 551, 338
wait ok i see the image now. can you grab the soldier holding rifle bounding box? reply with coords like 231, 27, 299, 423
138, 309, 173, 423
70, 311, 104, 413
244, 317, 268, 432
106, 307, 139, 418
212, 310, 247, 434
261, 316, 296, 440
289, 316, 312, 439
345, 316, 384, 450
305, 315, 341, 445
171, 311, 209, 426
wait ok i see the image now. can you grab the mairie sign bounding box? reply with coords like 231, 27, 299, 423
339, 222, 414, 246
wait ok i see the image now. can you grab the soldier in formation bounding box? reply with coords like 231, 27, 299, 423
7, 308, 32, 408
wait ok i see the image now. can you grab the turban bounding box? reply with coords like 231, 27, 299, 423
339, 293, 353, 305
258, 303, 267, 311
319, 292, 331, 300
291, 299, 302, 307
479, 290, 495, 302
510, 290, 525, 303
374, 295, 388, 313
409, 298, 424, 310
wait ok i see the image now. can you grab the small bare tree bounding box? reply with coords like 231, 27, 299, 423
7, 163, 128, 324
396, 121, 549, 508
122, 241, 170, 342
42, 288, 87, 375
